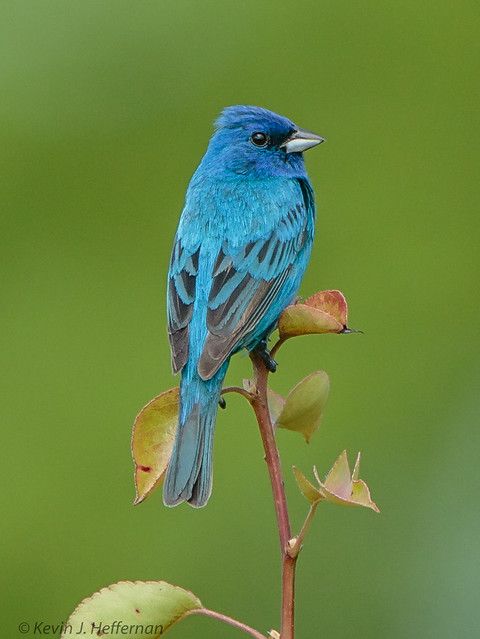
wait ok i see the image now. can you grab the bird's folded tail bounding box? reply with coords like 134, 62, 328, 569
163, 367, 225, 508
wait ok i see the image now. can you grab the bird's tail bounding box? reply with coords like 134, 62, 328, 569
163, 362, 227, 508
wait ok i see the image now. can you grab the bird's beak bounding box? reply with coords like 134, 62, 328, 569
281, 128, 325, 153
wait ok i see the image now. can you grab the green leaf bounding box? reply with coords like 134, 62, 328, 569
312, 450, 380, 513
267, 388, 285, 425
62, 580, 202, 638
131, 388, 179, 505
278, 289, 349, 339
276, 371, 330, 443
293, 466, 322, 503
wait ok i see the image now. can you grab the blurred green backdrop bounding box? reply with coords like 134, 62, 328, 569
2, 1, 479, 637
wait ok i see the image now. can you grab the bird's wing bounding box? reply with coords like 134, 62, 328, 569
198, 180, 314, 380
167, 238, 200, 373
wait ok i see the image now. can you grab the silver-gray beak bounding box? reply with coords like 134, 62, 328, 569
281, 128, 325, 153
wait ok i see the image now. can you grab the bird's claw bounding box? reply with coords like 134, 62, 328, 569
263, 355, 277, 373
256, 339, 277, 373
218, 396, 227, 409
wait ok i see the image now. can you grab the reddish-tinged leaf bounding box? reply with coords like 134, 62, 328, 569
321, 450, 352, 499
278, 304, 343, 338
304, 290, 348, 326
308, 450, 379, 513
278, 289, 351, 339
131, 388, 179, 505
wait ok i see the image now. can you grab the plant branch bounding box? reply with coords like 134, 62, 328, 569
221, 386, 255, 402
249, 351, 291, 553
249, 350, 296, 639
189, 608, 268, 639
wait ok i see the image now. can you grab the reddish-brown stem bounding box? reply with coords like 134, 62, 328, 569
281, 556, 296, 637
250, 352, 291, 552
189, 608, 267, 639
207, 347, 309, 638
249, 351, 297, 639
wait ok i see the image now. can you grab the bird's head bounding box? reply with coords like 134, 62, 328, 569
200, 105, 324, 179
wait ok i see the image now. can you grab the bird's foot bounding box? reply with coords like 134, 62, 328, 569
255, 339, 277, 373
218, 396, 227, 409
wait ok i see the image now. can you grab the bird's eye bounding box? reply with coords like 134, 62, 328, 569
250, 132, 269, 147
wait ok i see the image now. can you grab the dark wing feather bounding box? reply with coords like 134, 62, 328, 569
167, 238, 199, 373
198, 266, 292, 379
198, 183, 312, 380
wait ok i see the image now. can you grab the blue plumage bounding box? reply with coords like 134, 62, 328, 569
164, 105, 323, 507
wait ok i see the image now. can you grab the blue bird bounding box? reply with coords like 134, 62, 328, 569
164, 105, 324, 507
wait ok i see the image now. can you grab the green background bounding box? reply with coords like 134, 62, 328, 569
2, 1, 479, 637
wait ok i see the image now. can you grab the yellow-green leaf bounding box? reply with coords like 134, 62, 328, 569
62, 580, 202, 638
131, 388, 178, 505
293, 466, 322, 503
276, 371, 330, 443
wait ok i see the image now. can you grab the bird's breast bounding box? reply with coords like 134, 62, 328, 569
184, 176, 306, 245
